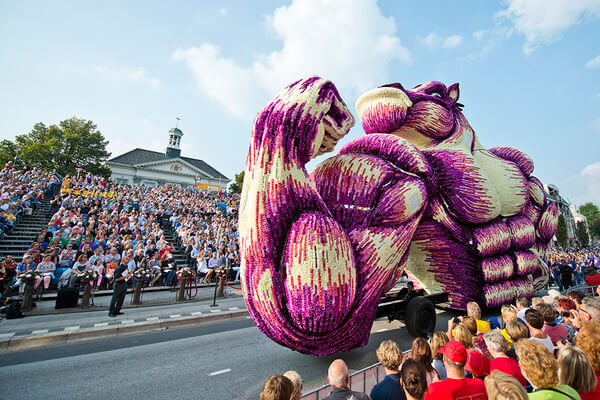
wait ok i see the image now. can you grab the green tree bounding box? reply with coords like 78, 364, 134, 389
576, 221, 589, 247
591, 216, 600, 241
556, 214, 568, 248
579, 202, 600, 238
0, 139, 17, 168
229, 171, 244, 194
0, 117, 111, 176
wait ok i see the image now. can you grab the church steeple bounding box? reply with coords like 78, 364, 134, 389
166, 119, 183, 158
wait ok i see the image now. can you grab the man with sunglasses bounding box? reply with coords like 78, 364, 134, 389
573, 297, 600, 328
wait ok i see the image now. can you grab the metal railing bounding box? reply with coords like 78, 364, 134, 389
300, 362, 385, 400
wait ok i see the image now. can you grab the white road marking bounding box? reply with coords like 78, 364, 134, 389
228, 307, 239, 310
146, 317, 159, 321
208, 368, 231, 376
191, 311, 203, 316
210, 309, 221, 313
169, 314, 181, 318
121, 320, 135, 324
64, 326, 80, 331
31, 329, 49, 334
94, 323, 109, 327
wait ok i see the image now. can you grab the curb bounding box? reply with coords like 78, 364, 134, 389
0, 309, 249, 353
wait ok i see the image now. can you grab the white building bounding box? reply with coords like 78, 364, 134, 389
107, 126, 229, 191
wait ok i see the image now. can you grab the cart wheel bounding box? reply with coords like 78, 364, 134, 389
405, 297, 436, 338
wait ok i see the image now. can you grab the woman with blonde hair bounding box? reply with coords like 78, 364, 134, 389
501, 304, 518, 349
557, 346, 599, 400
283, 370, 302, 400
505, 320, 529, 360
516, 339, 580, 399
453, 325, 474, 351
430, 331, 449, 380
484, 370, 527, 400
370, 340, 405, 400
410, 337, 439, 385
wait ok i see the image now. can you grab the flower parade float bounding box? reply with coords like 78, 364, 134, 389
239, 76, 558, 355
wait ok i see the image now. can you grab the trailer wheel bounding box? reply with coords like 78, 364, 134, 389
405, 297, 436, 338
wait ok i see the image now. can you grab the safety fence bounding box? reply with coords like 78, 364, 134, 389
300, 362, 385, 400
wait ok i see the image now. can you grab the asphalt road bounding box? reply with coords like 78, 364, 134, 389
0, 311, 458, 400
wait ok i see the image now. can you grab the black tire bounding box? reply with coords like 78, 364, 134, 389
405, 297, 436, 338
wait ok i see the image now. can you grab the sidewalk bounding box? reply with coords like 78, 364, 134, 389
0, 288, 248, 353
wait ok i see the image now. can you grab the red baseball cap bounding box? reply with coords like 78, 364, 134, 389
465, 350, 490, 377
436, 340, 467, 364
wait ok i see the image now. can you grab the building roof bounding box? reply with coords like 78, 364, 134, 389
108, 148, 229, 180
169, 127, 183, 135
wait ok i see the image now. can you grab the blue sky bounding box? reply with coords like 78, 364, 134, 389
1, 0, 599, 206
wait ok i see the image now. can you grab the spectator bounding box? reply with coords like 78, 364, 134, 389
524, 309, 553, 353
483, 331, 527, 386
283, 371, 302, 400
557, 346, 599, 400
425, 340, 487, 400
576, 298, 600, 324
453, 324, 475, 354
260, 375, 294, 400
370, 340, 406, 400
504, 320, 529, 360
467, 301, 491, 333
576, 321, 600, 377
500, 305, 519, 349
323, 359, 369, 400
536, 302, 568, 346
568, 291, 585, 308
516, 339, 580, 399
34, 254, 55, 295
558, 259, 574, 291
465, 350, 490, 380
484, 370, 528, 400
430, 331, 449, 381
410, 337, 439, 385
400, 359, 427, 400
462, 316, 491, 359
515, 296, 530, 323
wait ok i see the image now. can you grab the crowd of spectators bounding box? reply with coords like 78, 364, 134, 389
0, 161, 60, 238
261, 295, 600, 400
547, 248, 600, 292
0, 168, 240, 299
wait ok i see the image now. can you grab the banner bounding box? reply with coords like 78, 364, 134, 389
195, 183, 221, 192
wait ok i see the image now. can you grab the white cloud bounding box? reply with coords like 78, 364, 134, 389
586, 55, 600, 69
219, 8, 227, 16
173, 0, 411, 118
95, 66, 159, 87
419, 32, 439, 48
497, 0, 600, 54
418, 32, 463, 49
574, 162, 600, 205
582, 162, 600, 176
443, 35, 463, 48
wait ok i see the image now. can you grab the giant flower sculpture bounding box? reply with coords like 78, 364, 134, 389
239, 77, 558, 355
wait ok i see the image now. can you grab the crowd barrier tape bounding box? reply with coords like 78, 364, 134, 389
60, 187, 117, 198
220, 277, 242, 290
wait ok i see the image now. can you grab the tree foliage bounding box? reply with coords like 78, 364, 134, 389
579, 202, 600, 238
0, 140, 17, 168
556, 214, 568, 248
0, 117, 111, 177
591, 217, 600, 242
576, 221, 589, 247
229, 171, 244, 194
